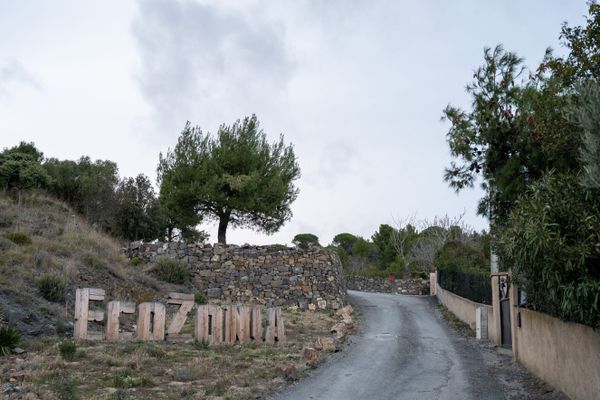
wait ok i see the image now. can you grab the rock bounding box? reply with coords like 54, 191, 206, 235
317, 298, 327, 309
336, 305, 353, 317
308, 303, 317, 312
206, 288, 222, 298
280, 363, 298, 381
315, 336, 337, 352
13, 347, 25, 355
303, 347, 319, 366
331, 322, 347, 340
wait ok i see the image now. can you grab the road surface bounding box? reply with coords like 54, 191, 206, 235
273, 290, 565, 400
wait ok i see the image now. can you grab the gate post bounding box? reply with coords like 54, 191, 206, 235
509, 278, 519, 362
429, 272, 437, 296
491, 274, 502, 346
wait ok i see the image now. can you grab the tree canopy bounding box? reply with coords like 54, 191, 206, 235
158, 115, 300, 244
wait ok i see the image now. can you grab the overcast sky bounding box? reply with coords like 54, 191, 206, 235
0, 1, 589, 245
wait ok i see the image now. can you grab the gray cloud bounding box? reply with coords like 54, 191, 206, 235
0, 59, 42, 98
132, 0, 293, 131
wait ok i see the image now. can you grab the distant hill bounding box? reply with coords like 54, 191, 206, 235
0, 192, 182, 336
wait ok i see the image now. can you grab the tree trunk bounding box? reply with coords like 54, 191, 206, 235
217, 211, 230, 244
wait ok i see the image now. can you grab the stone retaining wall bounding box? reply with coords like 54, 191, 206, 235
345, 275, 429, 295
128, 242, 347, 310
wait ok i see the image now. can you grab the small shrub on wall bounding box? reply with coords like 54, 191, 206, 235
154, 256, 188, 284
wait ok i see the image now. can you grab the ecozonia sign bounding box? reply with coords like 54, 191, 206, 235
73, 288, 285, 344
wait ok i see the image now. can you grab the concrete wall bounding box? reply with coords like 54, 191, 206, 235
514, 308, 600, 400
128, 242, 347, 310
436, 283, 498, 343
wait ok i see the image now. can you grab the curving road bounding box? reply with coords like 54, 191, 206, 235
273, 290, 562, 400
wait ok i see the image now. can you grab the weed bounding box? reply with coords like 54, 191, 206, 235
2, 232, 32, 245
112, 368, 153, 388
59, 340, 77, 361
50, 375, 78, 400
194, 292, 207, 305
205, 378, 228, 396
38, 274, 67, 302
0, 325, 20, 355
80, 252, 106, 269
154, 256, 188, 284
174, 366, 199, 382
436, 304, 475, 337
143, 344, 166, 359
192, 339, 210, 350
129, 256, 141, 266
55, 319, 69, 337
39, 305, 52, 315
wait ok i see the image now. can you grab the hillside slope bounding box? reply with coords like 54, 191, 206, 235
0, 192, 179, 336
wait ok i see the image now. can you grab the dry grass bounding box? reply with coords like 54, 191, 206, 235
436, 304, 475, 337
0, 308, 339, 400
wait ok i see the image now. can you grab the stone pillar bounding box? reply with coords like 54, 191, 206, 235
429, 272, 437, 296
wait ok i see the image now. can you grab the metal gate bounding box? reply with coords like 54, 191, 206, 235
499, 276, 512, 347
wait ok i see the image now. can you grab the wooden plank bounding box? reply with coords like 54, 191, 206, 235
153, 303, 166, 341
106, 301, 135, 341
223, 306, 237, 344
168, 292, 194, 301
74, 288, 89, 341
251, 306, 263, 341
275, 308, 286, 345
195, 305, 210, 342
88, 288, 105, 301
105, 301, 121, 341
265, 308, 276, 344
137, 303, 152, 341
236, 306, 251, 344
209, 305, 223, 345
88, 310, 104, 322
166, 300, 194, 339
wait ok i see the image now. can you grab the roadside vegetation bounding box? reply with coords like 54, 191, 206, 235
444, 3, 600, 328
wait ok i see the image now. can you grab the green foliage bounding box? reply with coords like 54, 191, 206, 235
37, 274, 67, 302
0, 142, 51, 194
332, 233, 358, 252
44, 156, 119, 232
194, 292, 207, 305
113, 174, 163, 241
158, 115, 301, 244
0, 325, 20, 356
154, 256, 188, 284
129, 256, 142, 266
2, 232, 32, 245
498, 172, 600, 328
435, 240, 488, 274
292, 233, 320, 249
371, 224, 397, 269
50, 376, 78, 400
571, 81, 600, 189
192, 339, 210, 350
55, 319, 69, 337
59, 340, 77, 361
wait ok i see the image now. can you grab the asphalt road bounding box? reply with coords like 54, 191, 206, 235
273, 290, 562, 400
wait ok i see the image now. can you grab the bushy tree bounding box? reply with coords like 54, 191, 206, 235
571, 81, 600, 189
371, 224, 397, 269
498, 172, 600, 328
44, 157, 119, 231
113, 174, 162, 241
292, 233, 320, 249
158, 115, 300, 244
0, 142, 51, 198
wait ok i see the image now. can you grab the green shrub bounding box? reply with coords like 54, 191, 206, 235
154, 257, 188, 284
499, 172, 600, 328
38, 274, 67, 302
129, 256, 142, 266
59, 340, 77, 361
55, 319, 69, 337
192, 339, 209, 350
0, 325, 20, 356
2, 232, 32, 245
194, 292, 207, 305
50, 376, 77, 400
